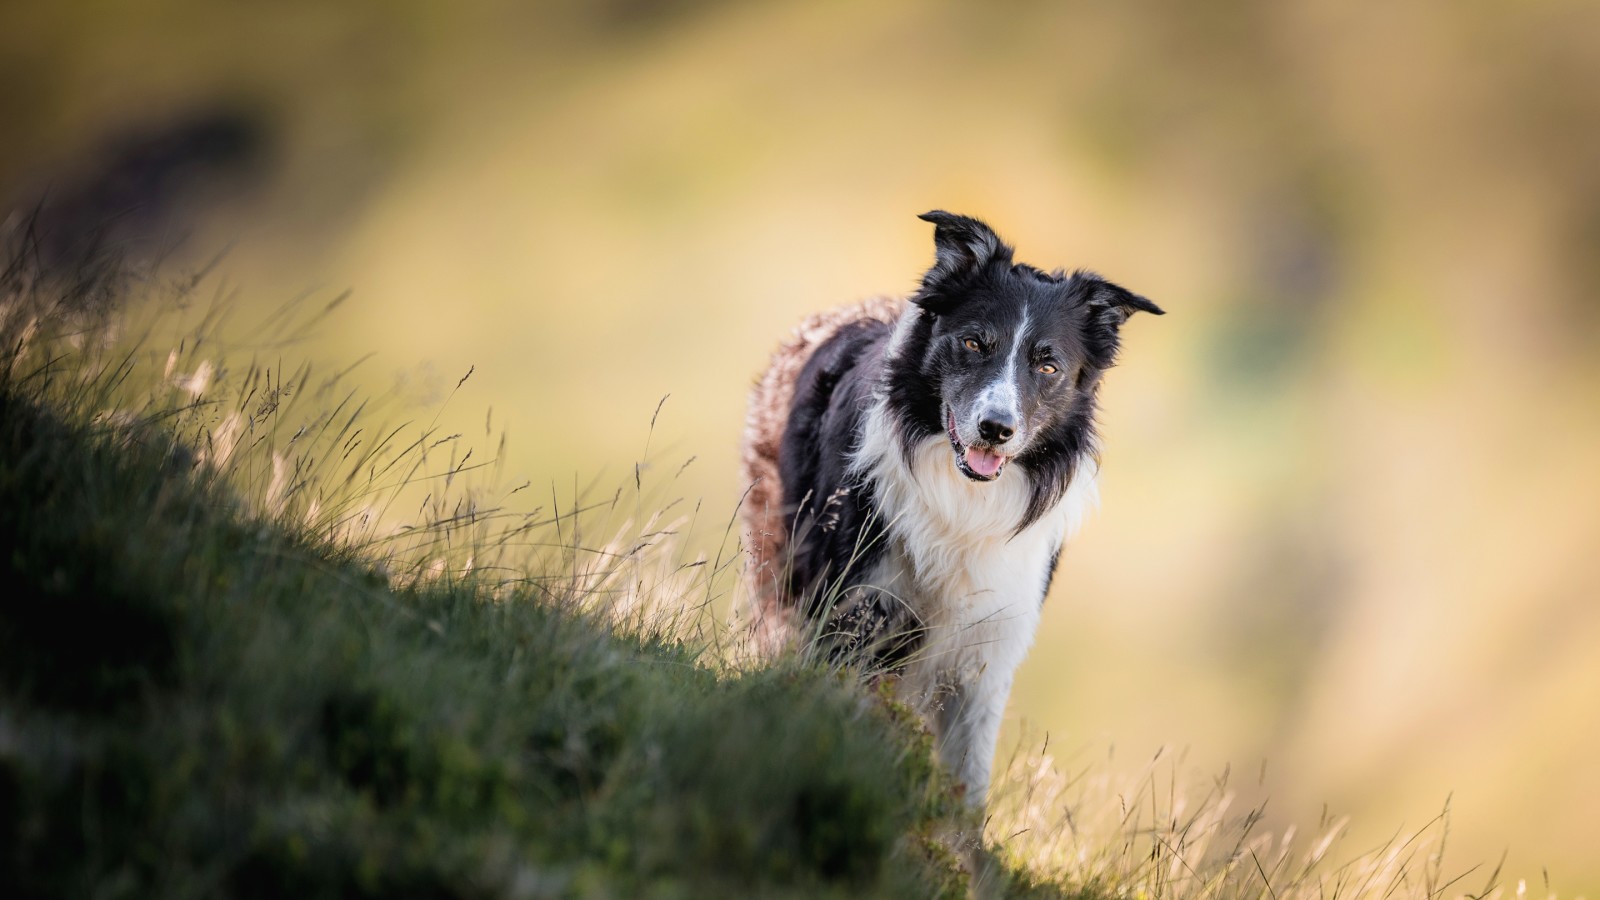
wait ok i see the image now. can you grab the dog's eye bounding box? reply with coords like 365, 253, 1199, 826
964, 338, 982, 352
1037, 363, 1058, 375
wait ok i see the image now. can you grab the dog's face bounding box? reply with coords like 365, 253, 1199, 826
907, 211, 1163, 484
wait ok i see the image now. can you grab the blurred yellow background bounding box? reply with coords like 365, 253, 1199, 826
6, 0, 1598, 889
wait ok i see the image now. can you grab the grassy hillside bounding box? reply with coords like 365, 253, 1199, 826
0, 388, 989, 899
0, 249, 1105, 898
0, 238, 1511, 899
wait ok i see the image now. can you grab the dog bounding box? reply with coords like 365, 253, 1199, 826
739, 211, 1161, 806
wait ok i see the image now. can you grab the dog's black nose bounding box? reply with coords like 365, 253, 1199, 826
978, 415, 1015, 444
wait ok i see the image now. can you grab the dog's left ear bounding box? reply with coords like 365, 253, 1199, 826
914, 210, 1013, 305
1084, 274, 1164, 328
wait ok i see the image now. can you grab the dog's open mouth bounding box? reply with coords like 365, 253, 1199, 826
945, 407, 1009, 482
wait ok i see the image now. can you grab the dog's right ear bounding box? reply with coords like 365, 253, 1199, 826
913, 210, 1012, 307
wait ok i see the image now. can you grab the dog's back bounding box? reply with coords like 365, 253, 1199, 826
739, 295, 904, 654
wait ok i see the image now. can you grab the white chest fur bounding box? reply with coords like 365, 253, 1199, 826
850, 403, 1098, 684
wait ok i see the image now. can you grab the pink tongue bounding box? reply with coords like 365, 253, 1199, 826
964, 447, 1006, 478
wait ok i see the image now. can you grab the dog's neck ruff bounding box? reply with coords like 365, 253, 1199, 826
849, 397, 1099, 605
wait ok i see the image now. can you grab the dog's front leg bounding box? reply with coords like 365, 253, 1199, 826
931, 661, 1012, 807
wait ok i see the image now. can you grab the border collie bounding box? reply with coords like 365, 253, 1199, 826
740, 211, 1161, 804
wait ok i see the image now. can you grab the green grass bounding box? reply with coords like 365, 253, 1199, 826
0, 389, 959, 898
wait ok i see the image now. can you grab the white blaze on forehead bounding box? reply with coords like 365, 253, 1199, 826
968, 304, 1031, 438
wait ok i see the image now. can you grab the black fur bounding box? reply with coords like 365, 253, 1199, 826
780, 319, 892, 610
779, 318, 917, 664
1041, 548, 1063, 606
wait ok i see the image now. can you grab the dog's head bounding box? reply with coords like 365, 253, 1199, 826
896, 211, 1162, 492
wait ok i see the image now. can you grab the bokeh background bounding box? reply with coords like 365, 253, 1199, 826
6, 0, 1598, 890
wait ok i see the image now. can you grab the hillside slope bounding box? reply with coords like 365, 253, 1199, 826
0, 369, 1089, 897
0, 237, 1505, 899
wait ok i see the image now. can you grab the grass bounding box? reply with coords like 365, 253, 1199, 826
0, 219, 1527, 899
983, 738, 1529, 900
